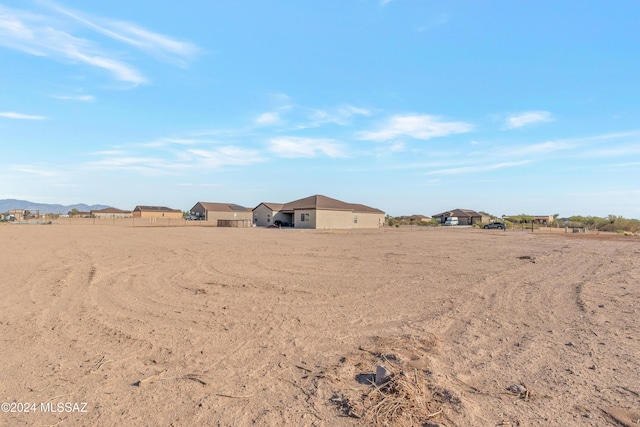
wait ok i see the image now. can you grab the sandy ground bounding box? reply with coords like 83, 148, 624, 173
0, 224, 638, 426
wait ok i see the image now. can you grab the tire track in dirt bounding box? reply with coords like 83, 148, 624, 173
424, 235, 639, 425
2, 225, 638, 426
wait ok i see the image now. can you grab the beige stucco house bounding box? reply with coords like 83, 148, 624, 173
189, 202, 252, 226
132, 206, 183, 219
91, 207, 132, 218
253, 195, 385, 229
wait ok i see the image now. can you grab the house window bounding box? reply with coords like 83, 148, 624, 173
300, 213, 310, 222
267, 218, 270, 223
353, 215, 358, 224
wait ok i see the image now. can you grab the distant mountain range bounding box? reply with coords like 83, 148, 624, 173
0, 199, 110, 215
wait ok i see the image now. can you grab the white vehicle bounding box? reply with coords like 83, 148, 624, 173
444, 216, 459, 226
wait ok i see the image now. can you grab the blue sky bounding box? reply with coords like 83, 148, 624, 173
1, 0, 639, 217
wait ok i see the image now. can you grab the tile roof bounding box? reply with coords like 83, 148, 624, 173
90, 207, 131, 213
255, 195, 384, 214
196, 202, 251, 212
257, 202, 285, 211
432, 208, 483, 218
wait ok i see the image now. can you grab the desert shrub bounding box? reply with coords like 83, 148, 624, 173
565, 215, 640, 233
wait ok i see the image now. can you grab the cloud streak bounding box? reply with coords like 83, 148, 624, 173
505, 111, 554, 129
52, 94, 95, 101
45, 1, 200, 67
358, 114, 473, 142
86, 145, 263, 174
0, 111, 47, 120
0, 2, 199, 85
269, 137, 346, 158
0, 4, 145, 84
506, 140, 573, 156
187, 147, 264, 168
425, 160, 530, 176
307, 104, 371, 127
256, 112, 280, 125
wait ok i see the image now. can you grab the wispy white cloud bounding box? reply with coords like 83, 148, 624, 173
256, 112, 280, 125
389, 141, 405, 152
9, 164, 64, 177
607, 161, 640, 168
92, 150, 126, 156
268, 137, 347, 158
0, 111, 47, 120
358, 114, 473, 142
0, 5, 146, 84
504, 111, 554, 129
187, 147, 264, 168
86, 144, 263, 174
142, 137, 217, 148
580, 145, 640, 158
52, 94, 94, 101
270, 102, 371, 131
0, 2, 199, 85
87, 155, 172, 173
507, 140, 574, 156
503, 130, 640, 159
425, 160, 530, 176
44, 1, 200, 67
571, 130, 640, 142
307, 104, 371, 127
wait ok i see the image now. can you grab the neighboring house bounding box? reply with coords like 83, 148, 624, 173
396, 215, 431, 223
502, 214, 554, 225
91, 207, 132, 219
7, 209, 24, 221
68, 210, 91, 218
432, 209, 488, 225
189, 202, 252, 226
253, 194, 385, 229
132, 206, 183, 219
252, 203, 286, 227
532, 215, 554, 225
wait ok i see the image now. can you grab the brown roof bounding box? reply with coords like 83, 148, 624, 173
91, 207, 131, 214
347, 203, 386, 214
194, 202, 251, 212
432, 208, 483, 218
257, 195, 384, 214
255, 202, 285, 211
133, 205, 182, 213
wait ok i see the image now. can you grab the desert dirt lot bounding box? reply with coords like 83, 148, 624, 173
0, 224, 638, 426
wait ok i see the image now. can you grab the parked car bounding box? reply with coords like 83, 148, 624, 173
185, 214, 199, 220
483, 221, 506, 230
